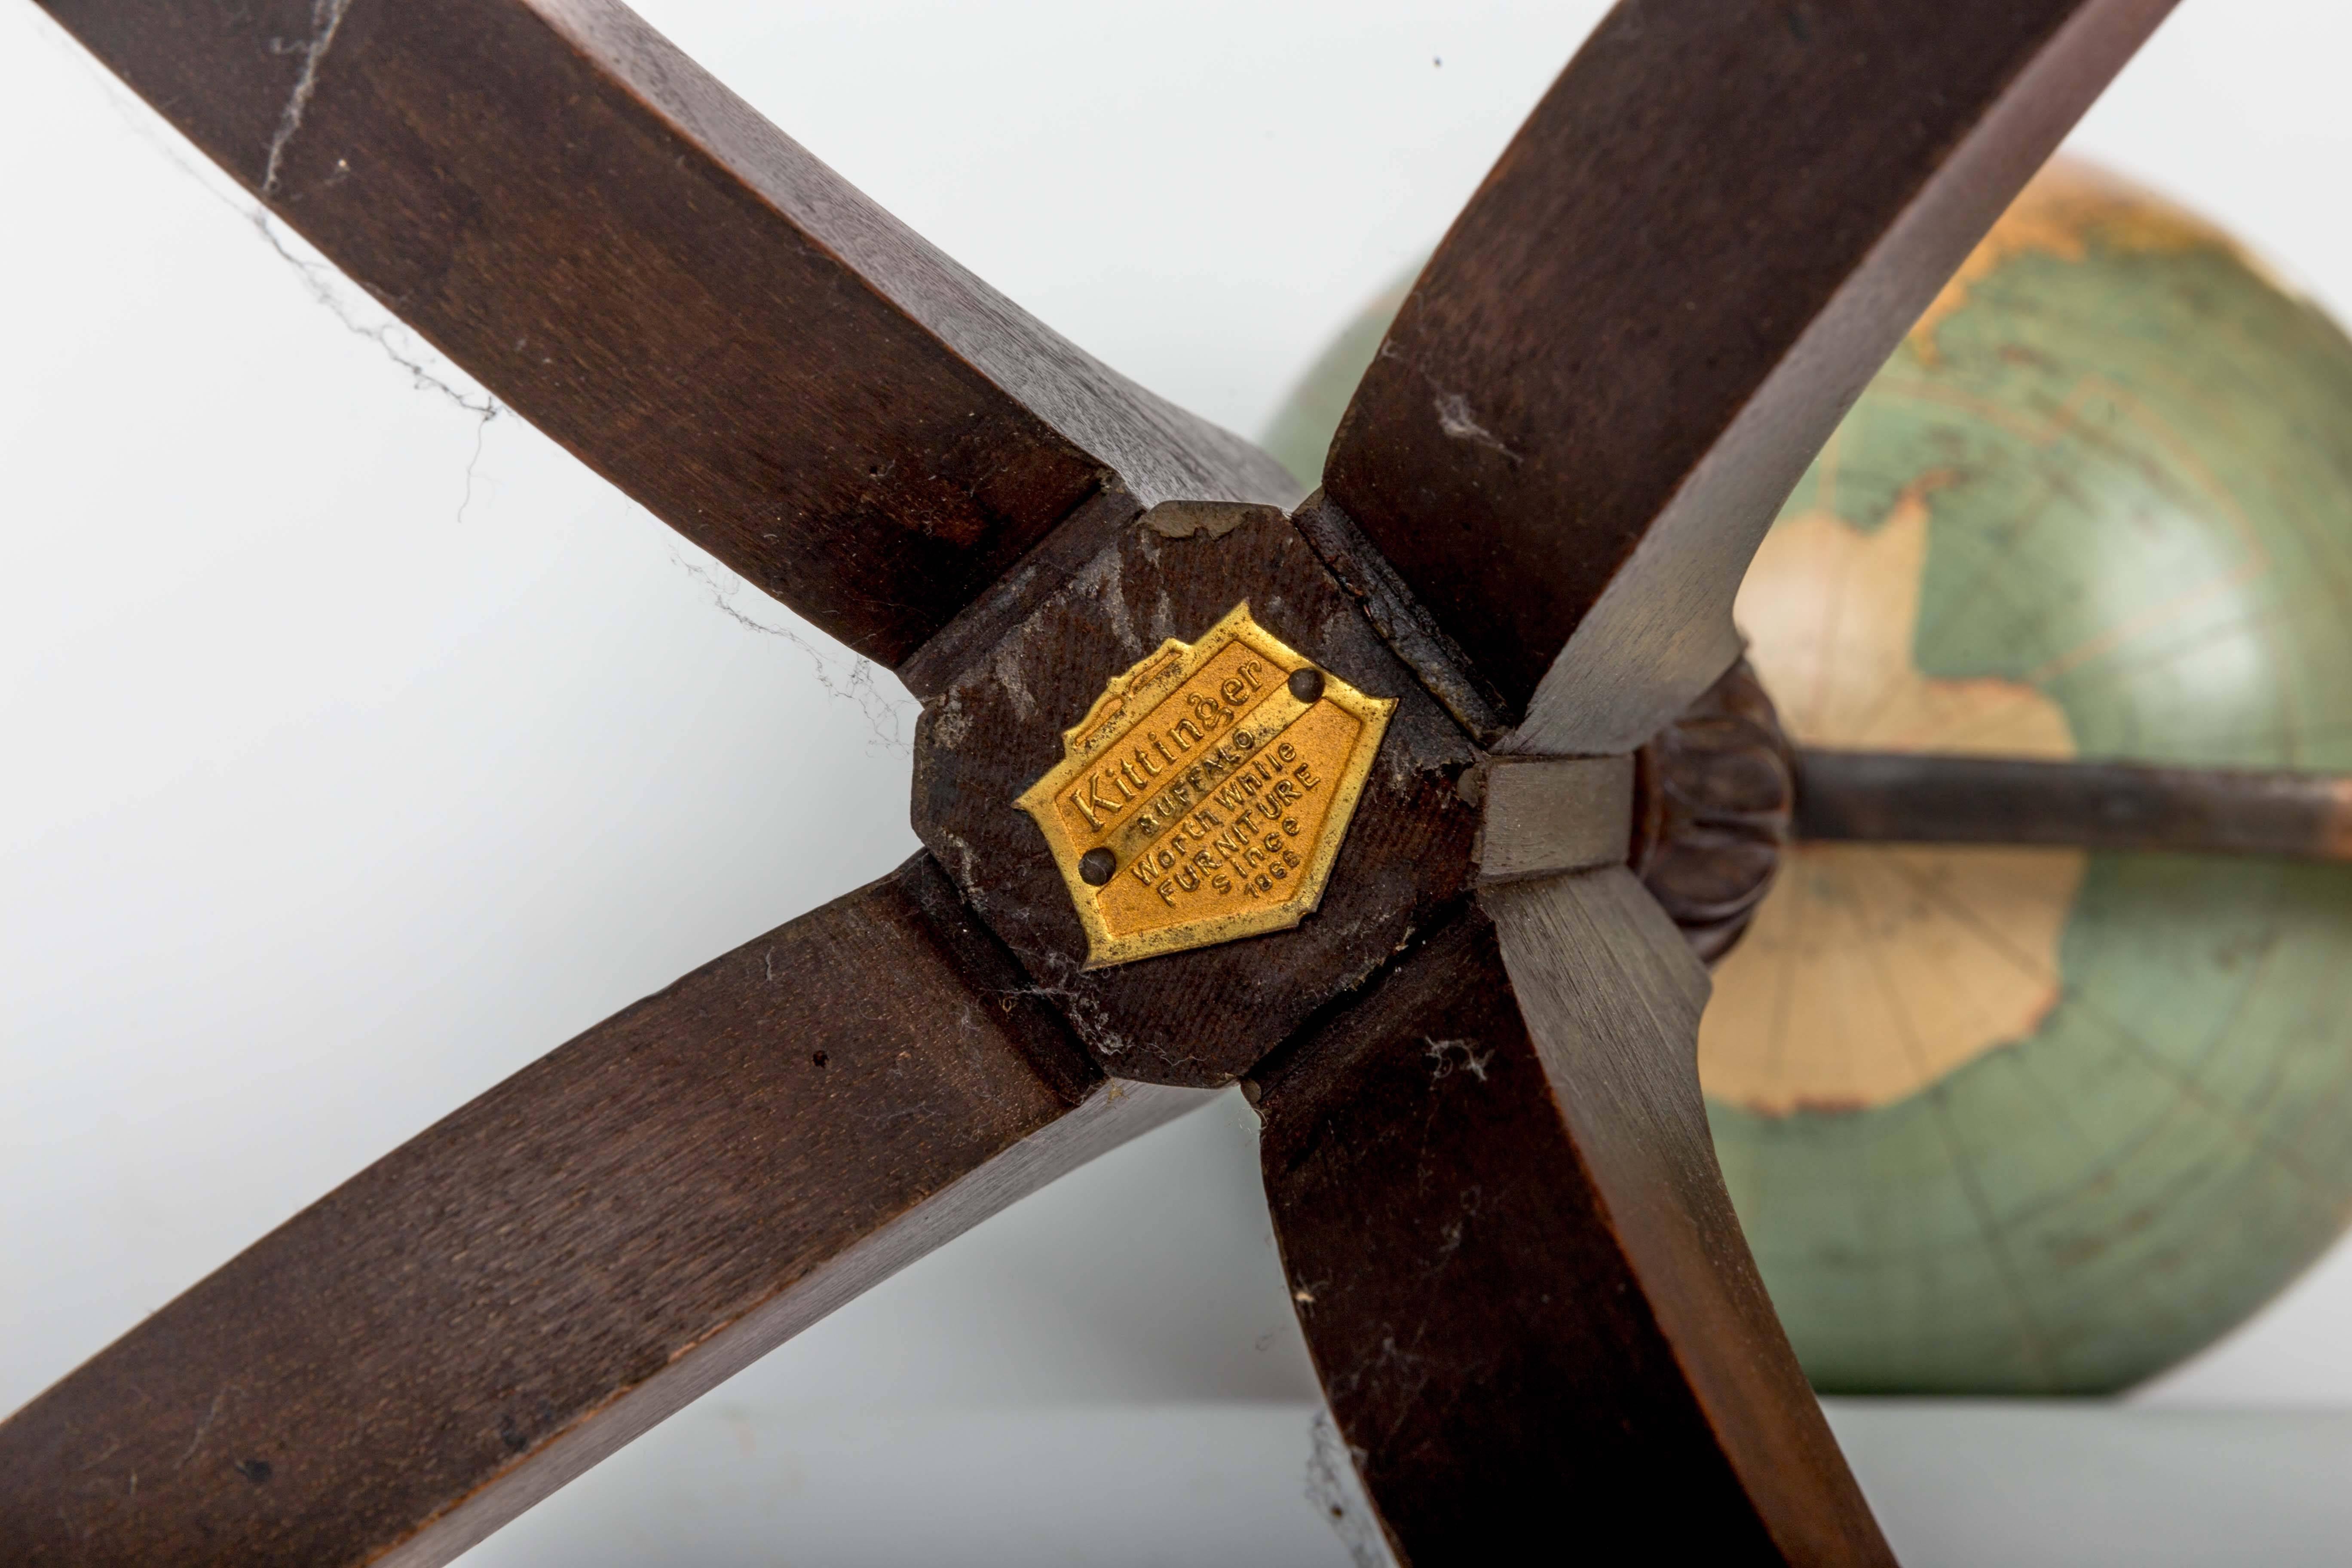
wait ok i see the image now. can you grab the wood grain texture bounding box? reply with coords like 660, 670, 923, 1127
1289, 490, 1509, 747
37, 0, 1293, 669
1795, 750, 2352, 862
0, 855, 1206, 1567
1321, 0, 2174, 750
912, 502, 1481, 1087
1473, 754, 1632, 883
1256, 871, 1888, 1565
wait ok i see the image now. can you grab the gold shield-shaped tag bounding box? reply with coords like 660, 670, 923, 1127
1017, 602, 1396, 968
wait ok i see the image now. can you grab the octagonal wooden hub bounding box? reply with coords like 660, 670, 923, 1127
1017, 601, 1396, 968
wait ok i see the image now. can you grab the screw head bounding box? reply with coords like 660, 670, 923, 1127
1287, 666, 1325, 703
1078, 847, 1117, 886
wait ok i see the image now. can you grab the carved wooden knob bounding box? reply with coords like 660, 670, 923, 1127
1630, 660, 1794, 963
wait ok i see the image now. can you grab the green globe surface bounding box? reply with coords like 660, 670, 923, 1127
1268, 160, 2352, 1393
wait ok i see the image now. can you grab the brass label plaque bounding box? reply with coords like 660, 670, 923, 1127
1017, 602, 1396, 968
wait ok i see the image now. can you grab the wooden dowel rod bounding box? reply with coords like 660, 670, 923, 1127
1792, 749, 2352, 862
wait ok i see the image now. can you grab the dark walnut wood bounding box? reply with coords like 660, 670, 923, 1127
1633, 662, 1794, 963
1795, 750, 2352, 862
37, 0, 1292, 670
1253, 875, 1890, 1566
912, 501, 1481, 1087
0, 855, 1205, 1568
1290, 490, 1510, 745
17, 0, 2202, 1556
1320, 0, 2176, 751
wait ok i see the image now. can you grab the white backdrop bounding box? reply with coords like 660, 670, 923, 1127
10, 2, 2352, 1562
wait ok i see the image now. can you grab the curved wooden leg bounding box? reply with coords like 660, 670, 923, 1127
1256, 869, 1889, 1565
0, 854, 1204, 1567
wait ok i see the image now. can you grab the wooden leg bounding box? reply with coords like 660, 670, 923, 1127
0, 854, 1204, 1568
1255, 869, 1890, 1565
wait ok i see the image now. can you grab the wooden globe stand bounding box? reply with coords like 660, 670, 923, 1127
26, 0, 2342, 1562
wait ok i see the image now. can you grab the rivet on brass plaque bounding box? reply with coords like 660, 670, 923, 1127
1017, 602, 1397, 968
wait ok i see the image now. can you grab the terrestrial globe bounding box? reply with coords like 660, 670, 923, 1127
1267, 157, 2352, 1393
